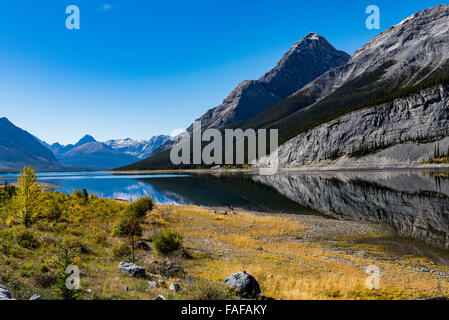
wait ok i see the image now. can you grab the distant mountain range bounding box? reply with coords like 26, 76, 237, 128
119, 5, 449, 171
48, 135, 169, 170
104, 136, 170, 159
0, 117, 168, 172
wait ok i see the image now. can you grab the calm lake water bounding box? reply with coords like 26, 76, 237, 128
1, 169, 449, 249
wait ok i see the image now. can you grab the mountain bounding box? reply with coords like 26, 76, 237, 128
52, 136, 140, 170
191, 32, 350, 131
254, 5, 449, 168
105, 135, 170, 159
238, 5, 449, 146
50, 135, 169, 170
0, 117, 63, 172
117, 33, 350, 170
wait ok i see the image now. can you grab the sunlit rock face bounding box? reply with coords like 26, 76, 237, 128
254, 171, 449, 249
258, 84, 449, 168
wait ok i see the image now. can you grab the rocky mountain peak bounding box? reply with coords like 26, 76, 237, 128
187, 33, 349, 131
75, 134, 97, 147
295, 5, 449, 104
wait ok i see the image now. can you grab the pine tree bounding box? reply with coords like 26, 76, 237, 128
15, 166, 42, 227
82, 189, 89, 203
56, 247, 82, 300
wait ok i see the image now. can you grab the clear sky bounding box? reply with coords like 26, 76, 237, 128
0, 0, 445, 144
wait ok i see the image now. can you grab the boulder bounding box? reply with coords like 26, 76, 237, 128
118, 262, 146, 277
159, 260, 183, 277
29, 294, 45, 300
0, 287, 12, 300
169, 283, 181, 292
224, 271, 261, 298
137, 241, 151, 251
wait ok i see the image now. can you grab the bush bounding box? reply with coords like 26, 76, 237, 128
33, 273, 57, 288
179, 280, 235, 300
17, 229, 39, 249
111, 243, 131, 259
62, 237, 90, 254
153, 229, 183, 255
44, 200, 63, 221
130, 197, 154, 218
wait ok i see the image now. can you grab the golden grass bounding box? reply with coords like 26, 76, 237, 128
158, 205, 449, 300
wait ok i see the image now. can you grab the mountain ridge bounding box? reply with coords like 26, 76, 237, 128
0, 117, 64, 172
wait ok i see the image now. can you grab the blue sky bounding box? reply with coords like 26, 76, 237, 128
0, 0, 445, 144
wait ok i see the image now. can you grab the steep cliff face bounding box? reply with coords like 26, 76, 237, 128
258, 83, 449, 168
253, 172, 449, 249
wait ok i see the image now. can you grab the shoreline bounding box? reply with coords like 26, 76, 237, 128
110, 163, 449, 175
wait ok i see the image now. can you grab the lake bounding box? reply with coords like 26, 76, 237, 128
1, 169, 449, 249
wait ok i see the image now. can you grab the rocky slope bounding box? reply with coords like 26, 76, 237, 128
300, 5, 449, 101
258, 83, 449, 168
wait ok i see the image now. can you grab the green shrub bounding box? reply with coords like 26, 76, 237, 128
17, 229, 39, 249
19, 263, 35, 277
44, 200, 63, 221
130, 197, 154, 218
135, 281, 148, 292
8, 247, 21, 258
62, 237, 89, 253
153, 229, 183, 255
32, 273, 57, 288
111, 243, 131, 259
38, 264, 50, 273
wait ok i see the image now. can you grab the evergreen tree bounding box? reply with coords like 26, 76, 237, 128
82, 189, 89, 203
56, 247, 82, 300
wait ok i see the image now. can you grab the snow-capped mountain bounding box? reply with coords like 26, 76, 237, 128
47, 135, 170, 170
105, 135, 170, 159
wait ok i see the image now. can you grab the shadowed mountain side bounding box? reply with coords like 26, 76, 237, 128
0, 117, 64, 172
